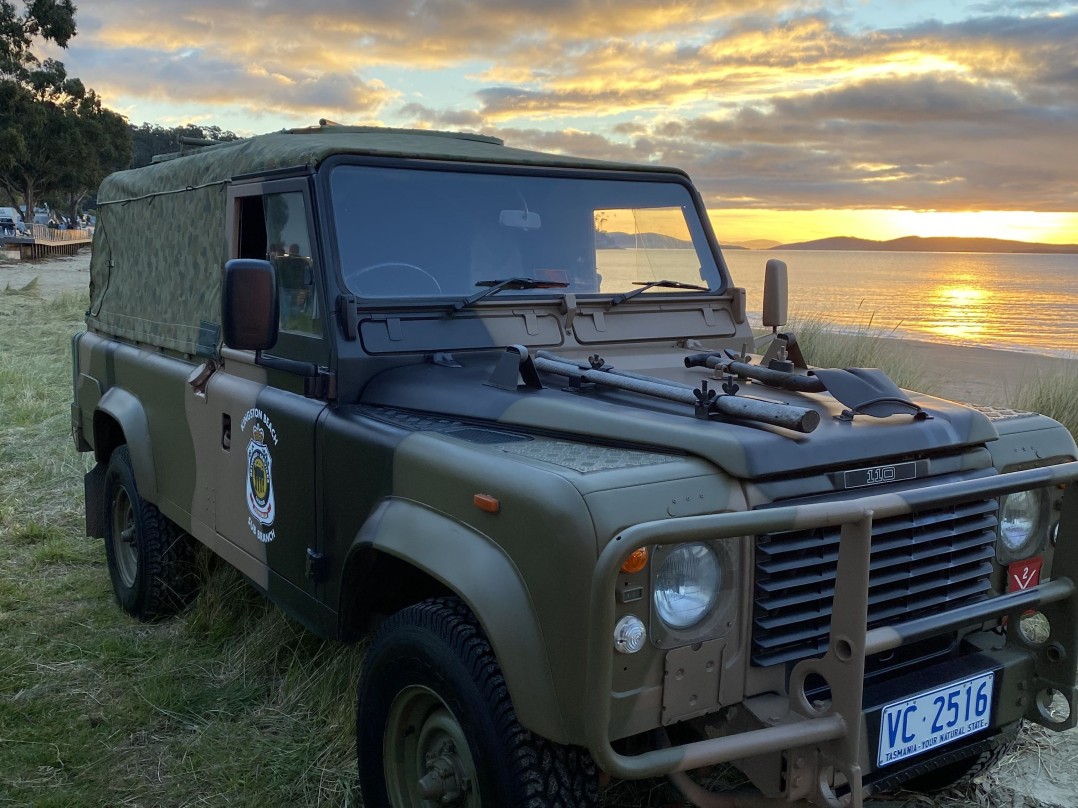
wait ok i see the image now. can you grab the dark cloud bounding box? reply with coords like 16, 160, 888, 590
635, 74, 1078, 211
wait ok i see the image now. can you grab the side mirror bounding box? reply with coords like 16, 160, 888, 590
223, 258, 279, 350
762, 258, 788, 329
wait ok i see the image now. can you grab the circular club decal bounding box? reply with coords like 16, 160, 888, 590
241, 408, 278, 543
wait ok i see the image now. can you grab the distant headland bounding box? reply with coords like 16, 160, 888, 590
745, 236, 1078, 254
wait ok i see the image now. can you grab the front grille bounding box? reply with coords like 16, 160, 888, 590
752, 498, 999, 667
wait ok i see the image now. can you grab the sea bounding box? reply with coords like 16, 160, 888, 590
721, 250, 1078, 359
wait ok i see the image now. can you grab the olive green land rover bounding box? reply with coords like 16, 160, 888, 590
72, 124, 1078, 807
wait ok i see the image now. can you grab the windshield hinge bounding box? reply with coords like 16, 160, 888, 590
560, 293, 578, 335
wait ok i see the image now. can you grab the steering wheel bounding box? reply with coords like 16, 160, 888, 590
347, 262, 442, 295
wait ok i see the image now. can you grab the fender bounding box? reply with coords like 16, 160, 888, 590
349, 497, 570, 744
96, 387, 158, 501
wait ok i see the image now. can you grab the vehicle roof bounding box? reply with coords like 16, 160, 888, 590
88, 126, 690, 356
97, 125, 685, 204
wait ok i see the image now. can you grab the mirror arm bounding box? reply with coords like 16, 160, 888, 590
255, 351, 319, 378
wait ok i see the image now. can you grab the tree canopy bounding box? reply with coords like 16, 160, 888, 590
130, 123, 240, 169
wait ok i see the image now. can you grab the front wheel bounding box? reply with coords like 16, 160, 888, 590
357, 597, 598, 808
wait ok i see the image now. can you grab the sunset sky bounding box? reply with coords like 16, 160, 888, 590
49, 0, 1078, 245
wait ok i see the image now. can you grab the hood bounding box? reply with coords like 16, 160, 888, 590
359, 354, 997, 480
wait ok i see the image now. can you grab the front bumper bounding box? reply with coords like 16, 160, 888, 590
585, 462, 1078, 807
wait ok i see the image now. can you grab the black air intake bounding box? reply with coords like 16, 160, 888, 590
752, 498, 999, 667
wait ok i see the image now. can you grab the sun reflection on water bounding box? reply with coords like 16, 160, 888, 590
925, 285, 994, 341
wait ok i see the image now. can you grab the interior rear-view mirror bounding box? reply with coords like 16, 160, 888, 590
499, 209, 541, 230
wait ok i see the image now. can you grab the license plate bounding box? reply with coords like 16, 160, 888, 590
877, 671, 994, 767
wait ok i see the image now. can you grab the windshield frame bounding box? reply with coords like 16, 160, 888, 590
317, 155, 733, 308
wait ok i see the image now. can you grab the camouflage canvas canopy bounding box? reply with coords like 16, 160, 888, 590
88, 126, 681, 355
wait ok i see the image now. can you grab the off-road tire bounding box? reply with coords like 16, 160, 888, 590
897, 722, 1020, 793
357, 597, 599, 808
103, 445, 198, 620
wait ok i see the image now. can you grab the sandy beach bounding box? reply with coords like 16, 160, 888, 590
877, 337, 1074, 408
3, 250, 1072, 411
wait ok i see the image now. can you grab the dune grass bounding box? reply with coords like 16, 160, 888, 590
1, 292, 1074, 807
1011, 362, 1078, 441
770, 314, 929, 393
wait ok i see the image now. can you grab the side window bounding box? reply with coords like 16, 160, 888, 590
236, 191, 321, 337
265, 193, 320, 336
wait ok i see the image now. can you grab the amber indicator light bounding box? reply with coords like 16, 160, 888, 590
473, 493, 500, 514
620, 547, 649, 574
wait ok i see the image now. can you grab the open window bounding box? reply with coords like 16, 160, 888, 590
232, 181, 327, 365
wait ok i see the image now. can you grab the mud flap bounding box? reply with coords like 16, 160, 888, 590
84, 463, 107, 538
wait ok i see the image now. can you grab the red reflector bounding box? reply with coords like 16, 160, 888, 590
1007, 557, 1043, 592
473, 493, 500, 514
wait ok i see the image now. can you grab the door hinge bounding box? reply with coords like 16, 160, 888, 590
306, 548, 328, 583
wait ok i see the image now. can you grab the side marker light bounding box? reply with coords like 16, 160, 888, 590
614, 615, 647, 654
621, 547, 649, 574
473, 493, 500, 514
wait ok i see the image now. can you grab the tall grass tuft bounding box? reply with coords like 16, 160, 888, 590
770, 314, 928, 393
3, 276, 40, 295
1012, 362, 1078, 441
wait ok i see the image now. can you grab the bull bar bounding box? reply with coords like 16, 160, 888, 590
585, 462, 1078, 806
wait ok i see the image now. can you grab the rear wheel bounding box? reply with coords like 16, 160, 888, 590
103, 445, 198, 620
357, 597, 598, 808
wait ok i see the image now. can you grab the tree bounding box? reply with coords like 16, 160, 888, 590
0, 1, 76, 85
0, 1, 130, 223
0, 68, 130, 224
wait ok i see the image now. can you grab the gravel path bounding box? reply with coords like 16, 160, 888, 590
1, 250, 92, 297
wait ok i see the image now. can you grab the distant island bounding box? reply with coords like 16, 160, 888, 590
598, 232, 1077, 254
766, 235, 1078, 254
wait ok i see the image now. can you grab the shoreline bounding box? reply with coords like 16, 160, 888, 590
885, 337, 1074, 407
3, 251, 1074, 408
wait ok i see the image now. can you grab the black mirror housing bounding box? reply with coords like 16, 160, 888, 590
223, 259, 279, 350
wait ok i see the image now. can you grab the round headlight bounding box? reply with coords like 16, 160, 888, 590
653, 543, 721, 630
1000, 490, 1043, 555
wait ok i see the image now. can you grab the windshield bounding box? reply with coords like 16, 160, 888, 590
329, 164, 725, 300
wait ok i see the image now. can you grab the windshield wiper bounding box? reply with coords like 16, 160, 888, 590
606, 278, 711, 309
450, 277, 569, 313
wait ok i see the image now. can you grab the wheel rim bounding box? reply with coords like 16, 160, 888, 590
384, 684, 480, 808
110, 487, 138, 588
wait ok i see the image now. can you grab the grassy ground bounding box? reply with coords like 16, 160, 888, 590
1, 289, 1075, 807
